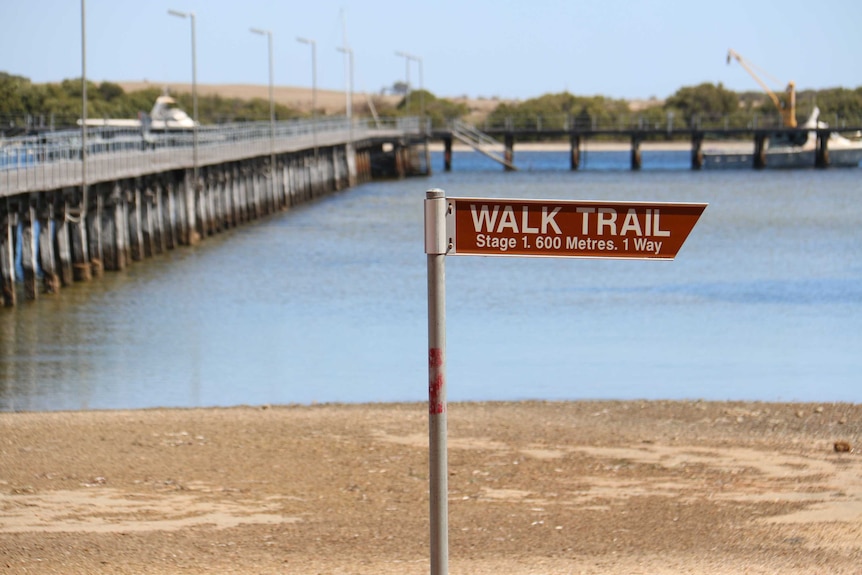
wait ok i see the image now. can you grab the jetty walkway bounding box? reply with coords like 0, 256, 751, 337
1, 117, 429, 306
4, 112, 861, 307
435, 117, 862, 171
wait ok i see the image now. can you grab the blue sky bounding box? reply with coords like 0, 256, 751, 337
2, 0, 860, 101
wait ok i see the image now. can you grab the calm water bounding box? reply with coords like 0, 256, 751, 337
2, 150, 861, 411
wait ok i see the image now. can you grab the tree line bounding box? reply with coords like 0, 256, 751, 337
0, 72, 302, 127
3, 71, 862, 133
485, 83, 862, 133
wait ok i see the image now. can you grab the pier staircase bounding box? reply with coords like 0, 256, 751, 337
450, 120, 518, 170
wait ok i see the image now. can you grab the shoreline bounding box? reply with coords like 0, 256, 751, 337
2, 399, 860, 574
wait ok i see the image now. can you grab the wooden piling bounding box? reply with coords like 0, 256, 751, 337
1, 199, 16, 306
20, 197, 38, 300
68, 190, 91, 282
166, 179, 179, 249
181, 172, 198, 245
753, 134, 767, 169
346, 145, 357, 188
37, 193, 60, 294
88, 189, 104, 277
1, 140, 399, 307
102, 183, 127, 272
504, 134, 515, 172
129, 188, 144, 261
153, 181, 166, 254
394, 143, 406, 179
691, 133, 704, 170
630, 136, 642, 170
56, 192, 74, 287
815, 131, 830, 168
570, 135, 581, 171
143, 185, 157, 258
443, 137, 453, 172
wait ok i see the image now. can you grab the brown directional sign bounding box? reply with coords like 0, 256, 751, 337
447, 197, 707, 260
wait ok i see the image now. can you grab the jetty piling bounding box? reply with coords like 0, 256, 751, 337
691, 134, 704, 170
630, 135, 643, 170
434, 120, 862, 171
2, 123, 428, 307
569, 135, 581, 170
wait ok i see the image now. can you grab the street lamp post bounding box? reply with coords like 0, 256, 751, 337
81, 0, 87, 216
250, 27, 276, 198
396, 51, 425, 132
77, 0, 92, 281
168, 9, 198, 186
416, 55, 425, 131
395, 50, 411, 114
296, 36, 317, 157
336, 46, 354, 144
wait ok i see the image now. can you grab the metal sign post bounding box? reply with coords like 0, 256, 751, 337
424, 189, 449, 575
423, 190, 706, 575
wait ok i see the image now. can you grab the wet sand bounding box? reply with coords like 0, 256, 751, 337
2, 400, 860, 574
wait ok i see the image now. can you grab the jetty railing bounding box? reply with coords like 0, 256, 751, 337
1, 116, 421, 197
473, 112, 862, 135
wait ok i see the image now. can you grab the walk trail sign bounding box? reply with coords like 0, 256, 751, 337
423, 190, 706, 575
446, 197, 707, 260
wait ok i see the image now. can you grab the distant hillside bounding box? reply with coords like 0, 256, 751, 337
117, 81, 512, 123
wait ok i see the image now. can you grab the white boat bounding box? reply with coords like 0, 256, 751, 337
704, 107, 862, 169
144, 94, 196, 131
79, 92, 196, 131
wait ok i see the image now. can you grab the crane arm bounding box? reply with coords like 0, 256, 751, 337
727, 49, 797, 128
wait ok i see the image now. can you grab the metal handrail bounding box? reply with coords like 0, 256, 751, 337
1, 115, 420, 197
473, 112, 862, 134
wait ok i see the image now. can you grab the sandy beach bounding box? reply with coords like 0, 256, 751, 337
2, 400, 860, 574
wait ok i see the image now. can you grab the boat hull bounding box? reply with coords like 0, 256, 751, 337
704, 146, 862, 169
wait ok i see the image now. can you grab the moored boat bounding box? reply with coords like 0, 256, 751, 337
704, 107, 862, 169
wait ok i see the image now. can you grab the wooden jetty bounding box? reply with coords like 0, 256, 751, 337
1, 119, 429, 307
434, 124, 862, 171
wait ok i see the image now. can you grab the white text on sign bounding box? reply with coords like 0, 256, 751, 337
469, 204, 671, 255
448, 198, 707, 260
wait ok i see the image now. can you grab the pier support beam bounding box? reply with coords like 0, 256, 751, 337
570, 135, 581, 170
143, 185, 158, 257
20, 197, 38, 300
504, 134, 515, 171
443, 136, 452, 172
56, 192, 74, 287
165, 180, 178, 249
691, 133, 704, 170
630, 135, 642, 170
815, 131, 830, 168
101, 184, 126, 272
68, 190, 91, 282
394, 143, 406, 179
37, 193, 60, 294
423, 137, 432, 176
87, 189, 104, 277
1, 199, 16, 306
154, 182, 167, 253
2, 140, 410, 307
129, 188, 144, 261
753, 134, 767, 169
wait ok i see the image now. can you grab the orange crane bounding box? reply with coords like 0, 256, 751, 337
727, 49, 797, 128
